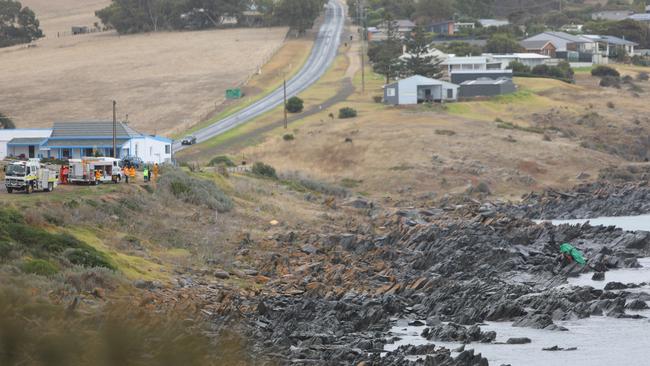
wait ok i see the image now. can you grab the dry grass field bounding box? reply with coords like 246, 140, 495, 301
0, 26, 288, 135
20, 0, 111, 37
219, 61, 650, 203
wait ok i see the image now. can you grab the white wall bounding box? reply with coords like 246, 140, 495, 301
0, 129, 52, 159
123, 136, 172, 164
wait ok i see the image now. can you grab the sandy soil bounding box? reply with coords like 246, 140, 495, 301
0, 26, 288, 135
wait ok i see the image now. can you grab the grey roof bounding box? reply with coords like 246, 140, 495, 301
520, 40, 554, 49
50, 121, 142, 139
7, 137, 47, 145
628, 13, 650, 21
531, 31, 592, 44
46, 139, 130, 148
599, 35, 638, 46
395, 19, 416, 28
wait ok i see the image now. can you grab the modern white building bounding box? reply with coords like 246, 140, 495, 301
1, 121, 173, 164
383, 75, 459, 105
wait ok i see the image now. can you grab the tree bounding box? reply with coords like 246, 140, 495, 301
400, 25, 443, 79
0, 0, 43, 48
414, 0, 454, 24
485, 33, 521, 54
275, 0, 325, 34
0, 112, 15, 129
508, 61, 530, 73
371, 14, 403, 83
286, 96, 303, 113
455, 0, 495, 18
440, 41, 483, 56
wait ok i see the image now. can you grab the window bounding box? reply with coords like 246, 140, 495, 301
386, 87, 396, 97
447, 89, 453, 99
165, 145, 171, 154
84, 148, 93, 157
62, 149, 71, 158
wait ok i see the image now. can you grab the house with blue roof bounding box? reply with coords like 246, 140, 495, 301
0, 121, 173, 164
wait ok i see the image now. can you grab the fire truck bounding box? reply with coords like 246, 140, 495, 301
4, 160, 58, 194
67, 157, 122, 184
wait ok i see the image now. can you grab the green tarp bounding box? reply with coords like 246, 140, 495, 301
560, 243, 586, 265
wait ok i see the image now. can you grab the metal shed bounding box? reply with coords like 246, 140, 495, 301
459, 78, 516, 99
384, 75, 459, 105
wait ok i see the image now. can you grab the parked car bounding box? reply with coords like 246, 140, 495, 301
121, 156, 143, 169
181, 135, 197, 145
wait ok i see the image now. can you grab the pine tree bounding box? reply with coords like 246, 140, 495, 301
400, 25, 442, 79
372, 14, 403, 84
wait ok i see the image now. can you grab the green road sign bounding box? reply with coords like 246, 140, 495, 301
226, 88, 243, 99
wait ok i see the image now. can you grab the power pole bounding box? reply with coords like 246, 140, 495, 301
359, 0, 366, 94
112, 100, 117, 158
283, 79, 288, 129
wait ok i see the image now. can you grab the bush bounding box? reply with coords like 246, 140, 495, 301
286, 97, 304, 113
157, 169, 233, 212
607, 101, 615, 109
600, 75, 621, 88
372, 96, 383, 103
508, 61, 530, 73
208, 155, 235, 167
637, 72, 649, 81
591, 65, 620, 78
65, 248, 114, 270
251, 162, 277, 179
281, 172, 348, 198
22, 259, 58, 276
283, 134, 294, 141
338, 107, 357, 119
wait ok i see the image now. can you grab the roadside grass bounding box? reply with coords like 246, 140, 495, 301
573, 66, 593, 73
178, 44, 355, 161
176, 37, 314, 139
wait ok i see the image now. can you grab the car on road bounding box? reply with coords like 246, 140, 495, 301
181, 136, 197, 145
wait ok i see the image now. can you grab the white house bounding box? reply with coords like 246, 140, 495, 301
384, 75, 459, 105
442, 56, 493, 74
488, 53, 551, 69
1, 121, 173, 164
0, 129, 52, 159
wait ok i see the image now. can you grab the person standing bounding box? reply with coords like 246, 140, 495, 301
143, 166, 149, 183
122, 164, 129, 184
95, 169, 101, 184
129, 165, 136, 183
153, 163, 159, 181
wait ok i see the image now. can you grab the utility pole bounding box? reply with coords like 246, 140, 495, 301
358, 0, 366, 94
112, 100, 117, 158
283, 79, 288, 129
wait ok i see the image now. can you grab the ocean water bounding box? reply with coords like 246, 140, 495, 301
384, 216, 650, 365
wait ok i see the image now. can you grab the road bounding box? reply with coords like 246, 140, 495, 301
174, 0, 345, 152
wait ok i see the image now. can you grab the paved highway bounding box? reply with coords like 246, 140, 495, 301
174, 0, 345, 151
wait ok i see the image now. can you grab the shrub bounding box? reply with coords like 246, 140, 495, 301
283, 134, 294, 141
591, 65, 620, 78
208, 155, 235, 167
372, 96, 383, 103
286, 97, 304, 113
607, 101, 615, 109
338, 107, 357, 119
508, 61, 530, 73
157, 169, 233, 212
65, 248, 114, 270
281, 172, 349, 197
599, 75, 621, 88
251, 162, 277, 179
22, 259, 58, 276
637, 72, 649, 81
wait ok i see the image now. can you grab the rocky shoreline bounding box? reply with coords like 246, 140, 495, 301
190, 182, 650, 365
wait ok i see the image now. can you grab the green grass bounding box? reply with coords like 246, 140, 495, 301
573, 66, 594, 73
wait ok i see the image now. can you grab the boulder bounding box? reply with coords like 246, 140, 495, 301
506, 337, 532, 344
591, 272, 605, 281
214, 270, 230, 279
